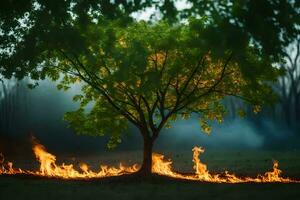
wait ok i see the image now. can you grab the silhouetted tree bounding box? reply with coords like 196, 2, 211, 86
275, 39, 300, 126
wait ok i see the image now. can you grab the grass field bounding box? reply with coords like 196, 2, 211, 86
1, 150, 300, 200
1, 175, 300, 200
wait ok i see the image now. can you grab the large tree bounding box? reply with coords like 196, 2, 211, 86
0, 1, 284, 175
4, 19, 279, 175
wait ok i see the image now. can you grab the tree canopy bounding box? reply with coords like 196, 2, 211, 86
1, 0, 298, 82
32, 19, 278, 147
0, 0, 151, 80
182, 0, 299, 60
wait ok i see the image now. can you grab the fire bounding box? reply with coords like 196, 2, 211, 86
0, 153, 23, 175
0, 142, 139, 179
152, 147, 299, 183
0, 141, 299, 183
192, 146, 212, 181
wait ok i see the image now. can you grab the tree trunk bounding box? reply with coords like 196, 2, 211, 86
295, 93, 300, 126
283, 100, 291, 126
138, 134, 154, 176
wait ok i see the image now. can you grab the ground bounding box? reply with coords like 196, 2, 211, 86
1, 149, 300, 199
1, 176, 300, 200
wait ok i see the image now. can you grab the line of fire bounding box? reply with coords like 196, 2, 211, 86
0, 1, 300, 199
1, 139, 299, 183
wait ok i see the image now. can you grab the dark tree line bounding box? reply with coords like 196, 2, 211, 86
0, 79, 29, 134
274, 39, 300, 126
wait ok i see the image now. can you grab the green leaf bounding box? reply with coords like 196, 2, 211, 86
199, 119, 212, 134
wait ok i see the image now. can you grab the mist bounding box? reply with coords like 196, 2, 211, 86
1, 78, 299, 156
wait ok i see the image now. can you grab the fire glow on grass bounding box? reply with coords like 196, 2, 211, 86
0, 141, 299, 183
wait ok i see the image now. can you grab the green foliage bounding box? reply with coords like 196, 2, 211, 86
199, 119, 212, 134
237, 109, 246, 118
44, 20, 279, 146
0, 0, 151, 80
1, 0, 298, 148
184, 0, 299, 62
64, 100, 128, 149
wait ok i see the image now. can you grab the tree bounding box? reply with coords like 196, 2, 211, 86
0, 1, 282, 176
275, 38, 300, 126
25, 20, 275, 175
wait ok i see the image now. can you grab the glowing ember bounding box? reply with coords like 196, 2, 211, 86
0, 142, 299, 183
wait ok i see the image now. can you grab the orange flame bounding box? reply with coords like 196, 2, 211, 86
152, 146, 299, 183
0, 142, 299, 183
0, 142, 139, 179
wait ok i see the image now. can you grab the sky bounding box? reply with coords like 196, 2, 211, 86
131, 0, 192, 21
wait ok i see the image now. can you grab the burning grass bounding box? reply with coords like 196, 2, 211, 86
0, 141, 299, 183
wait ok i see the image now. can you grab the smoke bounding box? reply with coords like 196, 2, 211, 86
156, 118, 265, 151
0, 78, 299, 154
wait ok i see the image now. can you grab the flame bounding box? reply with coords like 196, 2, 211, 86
151, 147, 299, 183
0, 142, 299, 183
0, 142, 139, 179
